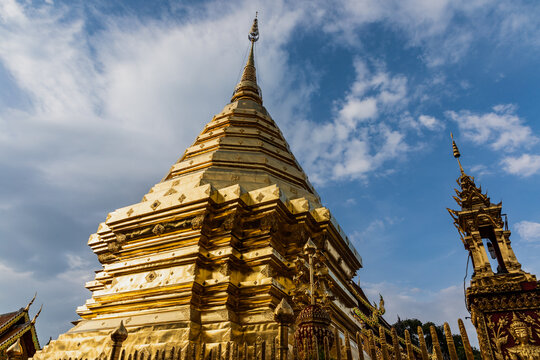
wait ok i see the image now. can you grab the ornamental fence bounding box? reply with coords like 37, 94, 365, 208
21, 317, 479, 360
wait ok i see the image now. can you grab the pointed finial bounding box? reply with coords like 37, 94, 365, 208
248, 13, 259, 43
303, 239, 317, 305
111, 320, 128, 343
451, 133, 465, 175
231, 15, 262, 104
274, 297, 295, 324
31, 304, 43, 324
451, 133, 460, 158
24, 292, 37, 312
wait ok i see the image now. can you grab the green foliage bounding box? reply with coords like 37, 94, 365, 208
392, 318, 481, 360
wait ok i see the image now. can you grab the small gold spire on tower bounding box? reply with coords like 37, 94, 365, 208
231, 14, 262, 104
248, 12, 259, 42
451, 133, 465, 176
31, 304, 42, 324
24, 292, 37, 312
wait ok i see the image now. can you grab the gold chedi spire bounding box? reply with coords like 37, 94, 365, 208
231, 14, 262, 104
31, 13, 366, 360
451, 133, 465, 176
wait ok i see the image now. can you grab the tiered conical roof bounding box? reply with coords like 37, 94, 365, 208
144, 16, 321, 214
104, 16, 343, 229
149, 96, 322, 207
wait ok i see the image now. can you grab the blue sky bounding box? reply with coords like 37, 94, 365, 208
1, 0, 539, 344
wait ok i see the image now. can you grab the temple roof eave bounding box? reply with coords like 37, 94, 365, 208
0, 309, 30, 337
0, 321, 39, 353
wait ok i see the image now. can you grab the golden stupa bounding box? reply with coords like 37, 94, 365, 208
32, 17, 374, 360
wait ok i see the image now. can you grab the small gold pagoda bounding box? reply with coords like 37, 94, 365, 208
448, 135, 540, 360
33, 17, 376, 359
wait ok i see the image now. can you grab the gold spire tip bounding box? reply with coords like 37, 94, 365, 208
231, 15, 262, 104
24, 292, 37, 312
31, 304, 43, 324
248, 14, 259, 43
451, 133, 465, 175
451, 132, 461, 159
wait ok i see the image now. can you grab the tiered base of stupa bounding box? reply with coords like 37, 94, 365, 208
33, 181, 363, 359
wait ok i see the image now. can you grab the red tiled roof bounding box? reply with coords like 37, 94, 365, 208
0, 309, 24, 335
0, 321, 40, 354
0, 302, 40, 354
0, 311, 20, 328
0, 323, 29, 347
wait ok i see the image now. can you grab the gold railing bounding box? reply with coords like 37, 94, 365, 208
27, 318, 478, 360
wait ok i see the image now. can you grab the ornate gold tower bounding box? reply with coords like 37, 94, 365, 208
448, 135, 540, 360
33, 17, 370, 359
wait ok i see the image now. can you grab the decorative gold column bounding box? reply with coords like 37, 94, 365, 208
417, 326, 429, 360
457, 319, 474, 360
430, 325, 443, 360
109, 321, 128, 360
274, 298, 294, 360
443, 323, 458, 360
404, 330, 414, 360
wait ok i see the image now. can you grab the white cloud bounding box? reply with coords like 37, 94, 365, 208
65, 253, 92, 270
501, 154, 540, 177
448, 104, 540, 178
418, 115, 444, 131
339, 97, 378, 126
350, 60, 408, 107
514, 220, 540, 242
468, 164, 492, 177
0, 256, 94, 343
0, 261, 33, 281
288, 59, 411, 183
401, 114, 445, 133
447, 104, 537, 152
312, 0, 540, 67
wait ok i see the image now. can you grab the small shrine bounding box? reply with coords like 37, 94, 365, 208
0, 295, 41, 360
448, 135, 540, 360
